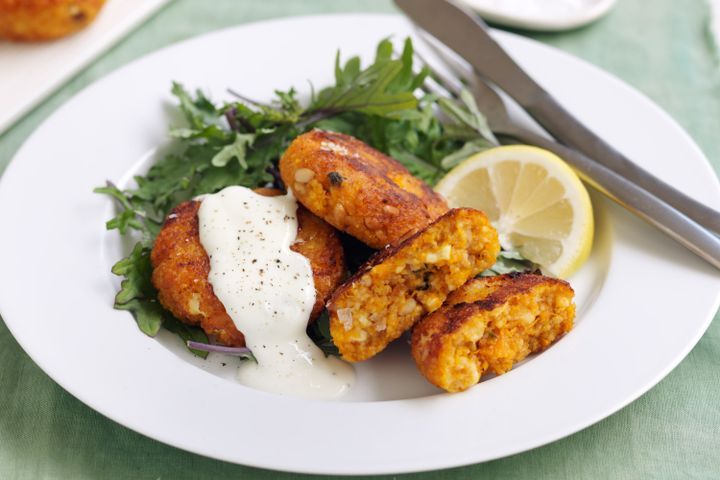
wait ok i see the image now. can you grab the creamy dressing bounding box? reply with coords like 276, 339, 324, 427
198, 186, 354, 400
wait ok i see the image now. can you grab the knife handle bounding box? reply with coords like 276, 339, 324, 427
502, 128, 720, 270
524, 92, 720, 235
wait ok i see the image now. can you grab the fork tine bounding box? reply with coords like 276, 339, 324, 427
394, 45, 459, 99
418, 76, 449, 100
414, 28, 477, 86
415, 29, 510, 111
413, 28, 511, 132
414, 29, 504, 102
413, 49, 463, 98
407, 36, 502, 143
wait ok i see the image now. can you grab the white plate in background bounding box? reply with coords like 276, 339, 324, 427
0, 0, 171, 134
460, 0, 617, 31
0, 14, 718, 475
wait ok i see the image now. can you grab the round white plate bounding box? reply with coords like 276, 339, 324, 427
460, 0, 617, 31
0, 14, 719, 475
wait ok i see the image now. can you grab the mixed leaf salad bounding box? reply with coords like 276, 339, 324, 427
96, 37, 536, 357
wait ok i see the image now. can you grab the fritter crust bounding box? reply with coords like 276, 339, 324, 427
290, 199, 346, 315
411, 273, 575, 393
0, 0, 105, 41
279, 130, 449, 248
150, 192, 345, 347
328, 208, 500, 362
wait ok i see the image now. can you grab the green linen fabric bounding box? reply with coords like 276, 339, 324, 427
1, 0, 719, 478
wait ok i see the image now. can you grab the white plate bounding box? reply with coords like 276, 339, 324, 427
0, 0, 171, 134
460, 0, 616, 31
0, 14, 719, 475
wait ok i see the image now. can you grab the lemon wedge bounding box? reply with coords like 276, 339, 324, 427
435, 145, 594, 278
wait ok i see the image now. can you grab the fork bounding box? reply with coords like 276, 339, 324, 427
414, 46, 720, 270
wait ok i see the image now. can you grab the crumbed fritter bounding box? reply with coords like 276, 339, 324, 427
328, 208, 500, 362
289, 198, 346, 312
150, 192, 345, 347
0, 0, 105, 41
411, 273, 575, 393
279, 130, 449, 248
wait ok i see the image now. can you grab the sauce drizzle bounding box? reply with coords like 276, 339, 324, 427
198, 186, 354, 399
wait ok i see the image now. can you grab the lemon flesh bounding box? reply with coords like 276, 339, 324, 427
435, 145, 594, 278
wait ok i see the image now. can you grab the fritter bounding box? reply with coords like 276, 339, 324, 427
328, 208, 500, 362
279, 130, 449, 249
150, 191, 345, 347
0, 0, 105, 41
411, 273, 575, 393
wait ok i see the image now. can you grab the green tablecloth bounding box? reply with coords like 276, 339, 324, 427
1, 0, 719, 478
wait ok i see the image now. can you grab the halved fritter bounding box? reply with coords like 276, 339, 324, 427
150, 193, 345, 347
279, 130, 449, 248
328, 208, 500, 362
411, 273, 575, 393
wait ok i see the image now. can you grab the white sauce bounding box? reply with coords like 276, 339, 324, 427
198, 186, 354, 400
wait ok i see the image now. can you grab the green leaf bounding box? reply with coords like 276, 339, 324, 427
334, 50, 343, 85
105, 209, 144, 235
273, 88, 302, 116
211, 133, 255, 167
375, 37, 394, 62
459, 89, 496, 143
311, 38, 423, 118
335, 53, 361, 87
115, 299, 164, 337
440, 138, 491, 169
163, 316, 210, 358
94, 184, 153, 237
168, 124, 229, 143
110, 243, 164, 336
171, 82, 219, 129
307, 311, 340, 357
438, 89, 497, 144
389, 147, 444, 185
481, 249, 540, 276
112, 243, 154, 304
93, 184, 133, 210
498, 250, 526, 261
388, 37, 426, 93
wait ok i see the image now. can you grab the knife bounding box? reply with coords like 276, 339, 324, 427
394, 0, 720, 237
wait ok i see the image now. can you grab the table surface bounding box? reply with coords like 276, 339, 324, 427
1, 0, 719, 478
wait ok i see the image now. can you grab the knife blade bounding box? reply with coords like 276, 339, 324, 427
394, 0, 720, 236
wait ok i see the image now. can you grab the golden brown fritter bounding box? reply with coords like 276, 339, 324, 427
150, 192, 345, 347
279, 130, 449, 248
328, 208, 500, 362
0, 0, 105, 41
411, 273, 575, 393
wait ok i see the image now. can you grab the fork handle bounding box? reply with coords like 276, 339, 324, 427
498, 128, 720, 270
523, 94, 720, 236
